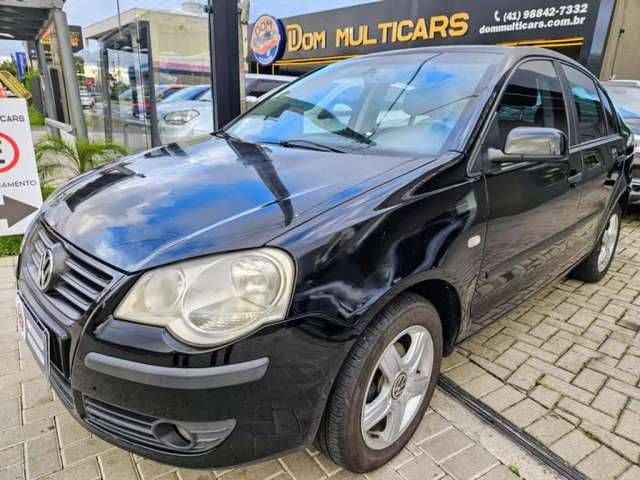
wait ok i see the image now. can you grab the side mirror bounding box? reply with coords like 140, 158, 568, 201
489, 127, 568, 164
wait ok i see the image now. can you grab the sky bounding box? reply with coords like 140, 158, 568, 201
0, 0, 377, 57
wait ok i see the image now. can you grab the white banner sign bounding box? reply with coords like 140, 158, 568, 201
0, 98, 43, 236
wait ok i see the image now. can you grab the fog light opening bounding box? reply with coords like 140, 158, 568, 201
151, 421, 196, 450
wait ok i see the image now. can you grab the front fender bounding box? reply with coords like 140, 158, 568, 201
272, 155, 489, 342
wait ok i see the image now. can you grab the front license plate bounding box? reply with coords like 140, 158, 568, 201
18, 296, 50, 378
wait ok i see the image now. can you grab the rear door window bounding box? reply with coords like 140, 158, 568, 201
562, 65, 608, 143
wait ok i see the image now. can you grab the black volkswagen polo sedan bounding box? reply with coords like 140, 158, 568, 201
16, 46, 634, 473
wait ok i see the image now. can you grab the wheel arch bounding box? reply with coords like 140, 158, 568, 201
407, 279, 462, 356
356, 274, 464, 357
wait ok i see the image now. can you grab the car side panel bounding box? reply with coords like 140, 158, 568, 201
570, 137, 622, 246
470, 158, 581, 325
272, 153, 488, 341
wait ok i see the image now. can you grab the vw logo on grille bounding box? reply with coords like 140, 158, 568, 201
35, 243, 67, 293
37, 249, 55, 291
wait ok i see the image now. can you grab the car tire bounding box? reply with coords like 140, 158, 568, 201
571, 205, 622, 283
317, 292, 443, 473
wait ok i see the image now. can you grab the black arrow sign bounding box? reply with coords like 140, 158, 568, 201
0, 196, 38, 228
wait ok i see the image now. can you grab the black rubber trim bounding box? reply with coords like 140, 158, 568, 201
438, 376, 589, 480
84, 352, 269, 390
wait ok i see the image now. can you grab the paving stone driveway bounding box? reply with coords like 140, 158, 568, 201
443, 214, 640, 480
4, 217, 640, 480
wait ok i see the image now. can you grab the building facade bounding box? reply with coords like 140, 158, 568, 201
249, 0, 632, 80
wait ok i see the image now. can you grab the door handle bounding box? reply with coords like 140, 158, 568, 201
568, 171, 583, 187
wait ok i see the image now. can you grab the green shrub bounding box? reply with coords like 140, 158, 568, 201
35, 135, 128, 185
0, 235, 22, 257
28, 104, 45, 126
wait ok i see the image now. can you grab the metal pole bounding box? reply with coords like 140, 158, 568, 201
35, 38, 59, 136
239, 0, 250, 112
52, 8, 88, 140
210, 0, 241, 129
100, 48, 113, 142
116, 0, 123, 32
206, 0, 217, 130
140, 22, 161, 147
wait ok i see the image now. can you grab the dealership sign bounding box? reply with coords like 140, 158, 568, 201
250, 15, 286, 66
0, 99, 43, 236
250, 0, 601, 64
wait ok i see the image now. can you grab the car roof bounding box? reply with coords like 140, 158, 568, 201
363, 44, 587, 71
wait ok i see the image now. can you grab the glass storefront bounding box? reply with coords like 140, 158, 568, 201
75, 6, 212, 153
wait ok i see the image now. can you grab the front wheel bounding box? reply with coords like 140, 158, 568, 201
571, 205, 621, 283
317, 292, 443, 473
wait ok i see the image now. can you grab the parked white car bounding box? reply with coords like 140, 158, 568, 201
79, 87, 95, 109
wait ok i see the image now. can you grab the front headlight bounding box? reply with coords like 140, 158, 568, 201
163, 109, 199, 125
115, 248, 295, 347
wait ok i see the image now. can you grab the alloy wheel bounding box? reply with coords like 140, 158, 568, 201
597, 212, 619, 272
361, 325, 434, 450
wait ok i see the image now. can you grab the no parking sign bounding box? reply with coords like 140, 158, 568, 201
0, 99, 42, 236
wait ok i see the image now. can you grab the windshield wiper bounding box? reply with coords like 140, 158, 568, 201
269, 139, 345, 153
212, 130, 241, 141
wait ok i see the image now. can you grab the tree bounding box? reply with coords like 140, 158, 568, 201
34, 135, 127, 184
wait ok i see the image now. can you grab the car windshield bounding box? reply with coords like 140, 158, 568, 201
226, 52, 500, 156
606, 85, 640, 119
162, 86, 209, 103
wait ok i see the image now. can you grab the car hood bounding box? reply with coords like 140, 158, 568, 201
42, 136, 430, 272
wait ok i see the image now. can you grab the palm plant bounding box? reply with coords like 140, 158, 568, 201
34, 135, 128, 184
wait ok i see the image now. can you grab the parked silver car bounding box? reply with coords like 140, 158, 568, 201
159, 74, 295, 143
603, 80, 640, 203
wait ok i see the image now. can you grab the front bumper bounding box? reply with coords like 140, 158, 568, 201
159, 122, 195, 144
17, 222, 354, 469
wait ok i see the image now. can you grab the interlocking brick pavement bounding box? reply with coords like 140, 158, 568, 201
442, 215, 640, 480
8, 210, 640, 480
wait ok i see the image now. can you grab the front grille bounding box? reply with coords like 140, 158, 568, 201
22, 222, 116, 321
